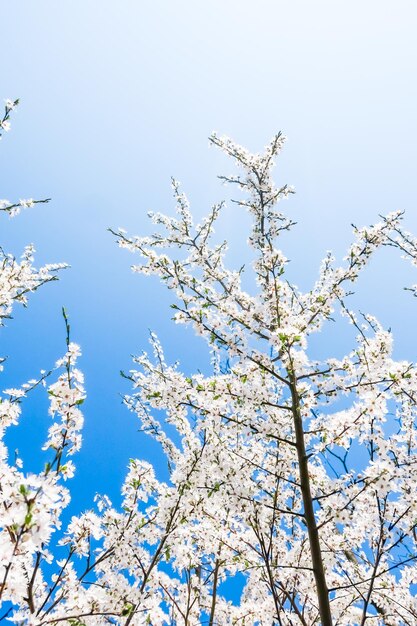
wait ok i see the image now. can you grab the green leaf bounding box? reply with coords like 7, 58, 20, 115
24, 513, 33, 527
122, 603, 134, 617
208, 482, 221, 497
146, 391, 162, 399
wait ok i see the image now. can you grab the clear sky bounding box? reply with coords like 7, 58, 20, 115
2, 0, 417, 516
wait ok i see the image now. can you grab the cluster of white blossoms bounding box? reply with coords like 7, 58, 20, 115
0, 245, 66, 324
0, 99, 18, 137
0, 198, 50, 218
0, 333, 85, 623
3, 99, 417, 625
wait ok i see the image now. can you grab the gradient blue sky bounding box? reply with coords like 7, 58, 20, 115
2, 0, 417, 515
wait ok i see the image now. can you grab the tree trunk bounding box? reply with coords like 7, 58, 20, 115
289, 371, 333, 626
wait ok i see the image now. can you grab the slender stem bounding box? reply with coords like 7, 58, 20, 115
208, 559, 220, 626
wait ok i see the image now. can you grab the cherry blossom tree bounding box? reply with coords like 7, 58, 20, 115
0, 101, 85, 623
3, 99, 417, 625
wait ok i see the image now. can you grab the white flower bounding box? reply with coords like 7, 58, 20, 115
19, 198, 35, 208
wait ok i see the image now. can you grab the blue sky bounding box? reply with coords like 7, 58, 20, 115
2, 0, 417, 515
